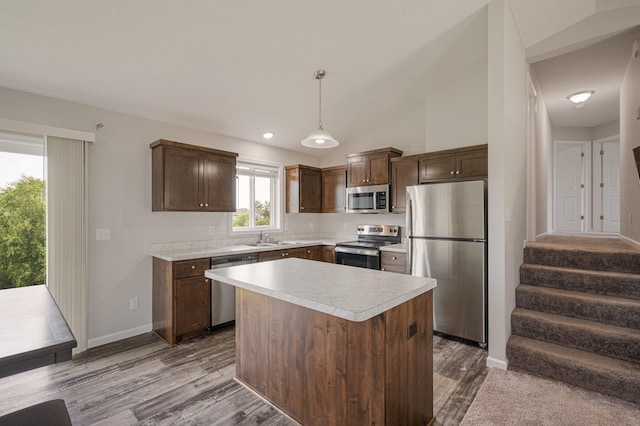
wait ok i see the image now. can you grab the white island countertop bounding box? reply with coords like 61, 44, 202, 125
205, 258, 436, 322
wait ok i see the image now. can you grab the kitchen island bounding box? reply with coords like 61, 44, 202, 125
206, 258, 437, 425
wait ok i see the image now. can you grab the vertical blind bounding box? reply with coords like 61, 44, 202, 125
46, 136, 88, 353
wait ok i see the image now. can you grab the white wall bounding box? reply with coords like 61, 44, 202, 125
425, 58, 489, 152
319, 101, 426, 168
593, 119, 620, 141
486, 0, 529, 369
531, 71, 554, 238
552, 126, 593, 141
620, 35, 640, 245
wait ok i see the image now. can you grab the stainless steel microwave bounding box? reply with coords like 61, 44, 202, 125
346, 184, 389, 213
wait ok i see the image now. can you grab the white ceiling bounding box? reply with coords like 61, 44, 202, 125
532, 30, 638, 128
0, 0, 638, 155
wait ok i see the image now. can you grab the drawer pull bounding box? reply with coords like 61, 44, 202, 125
191, 265, 196, 269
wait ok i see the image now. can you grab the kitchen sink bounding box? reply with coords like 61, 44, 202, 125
246, 242, 278, 247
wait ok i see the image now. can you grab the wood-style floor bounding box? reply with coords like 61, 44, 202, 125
0, 327, 487, 425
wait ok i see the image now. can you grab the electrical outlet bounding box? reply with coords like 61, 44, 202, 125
129, 298, 139, 310
209, 226, 215, 235
96, 228, 111, 241
309, 222, 314, 230
220, 225, 227, 234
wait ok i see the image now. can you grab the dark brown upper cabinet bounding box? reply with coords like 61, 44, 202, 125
419, 144, 487, 183
151, 139, 238, 212
390, 157, 419, 213
346, 147, 402, 187
285, 165, 322, 213
322, 165, 347, 213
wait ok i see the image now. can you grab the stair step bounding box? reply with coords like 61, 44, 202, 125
511, 308, 640, 364
507, 335, 640, 404
520, 264, 640, 301
524, 245, 640, 274
516, 285, 640, 330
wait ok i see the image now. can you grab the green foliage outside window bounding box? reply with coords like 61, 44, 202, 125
232, 200, 270, 228
0, 176, 46, 289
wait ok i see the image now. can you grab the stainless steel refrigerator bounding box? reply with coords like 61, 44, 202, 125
406, 179, 487, 346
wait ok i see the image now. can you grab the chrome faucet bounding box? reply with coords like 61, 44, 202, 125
258, 231, 270, 243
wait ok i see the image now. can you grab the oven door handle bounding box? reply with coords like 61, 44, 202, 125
335, 247, 380, 257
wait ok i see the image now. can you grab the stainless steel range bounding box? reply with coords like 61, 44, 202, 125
335, 224, 401, 270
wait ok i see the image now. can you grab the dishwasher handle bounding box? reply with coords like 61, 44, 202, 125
211, 254, 258, 268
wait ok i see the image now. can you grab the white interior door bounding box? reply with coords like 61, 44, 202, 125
600, 141, 620, 233
555, 143, 587, 232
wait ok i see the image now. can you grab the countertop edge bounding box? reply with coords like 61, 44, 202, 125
151, 240, 341, 261
205, 267, 436, 322
379, 243, 407, 253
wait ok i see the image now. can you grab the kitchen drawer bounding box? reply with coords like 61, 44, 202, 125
381, 252, 407, 274
174, 258, 210, 278
258, 247, 306, 262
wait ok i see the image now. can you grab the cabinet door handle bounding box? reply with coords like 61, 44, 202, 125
191, 265, 196, 269
392, 256, 397, 260
381, 268, 385, 271
205, 203, 209, 207
362, 179, 366, 182
456, 170, 460, 175
392, 205, 396, 209
199, 203, 204, 207
450, 171, 455, 175
204, 279, 209, 283
301, 206, 304, 210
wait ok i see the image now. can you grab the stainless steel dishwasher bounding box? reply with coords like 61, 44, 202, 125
210, 253, 257, 329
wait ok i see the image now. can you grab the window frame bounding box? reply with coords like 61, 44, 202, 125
231, 158, 283, 234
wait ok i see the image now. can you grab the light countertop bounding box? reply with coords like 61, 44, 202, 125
205, 258, 436, 322
379, 243, 407, 253
150, 239, 341, 261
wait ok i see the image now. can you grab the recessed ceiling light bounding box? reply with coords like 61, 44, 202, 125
262, 132, 274, 139
567, 91, 594, 104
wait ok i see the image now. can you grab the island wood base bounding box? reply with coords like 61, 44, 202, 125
235, 288, 435, 425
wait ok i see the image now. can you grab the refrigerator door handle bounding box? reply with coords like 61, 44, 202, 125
406, 194, 413, 275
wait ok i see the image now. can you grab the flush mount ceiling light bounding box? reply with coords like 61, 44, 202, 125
567, 90, 594, 105
301, 70, 339, 149
262, 132, 274, 139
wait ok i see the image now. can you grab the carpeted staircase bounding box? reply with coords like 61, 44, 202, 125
506, 236, 640, 404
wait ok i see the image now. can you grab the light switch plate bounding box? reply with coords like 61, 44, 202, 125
96, 228, 111, 240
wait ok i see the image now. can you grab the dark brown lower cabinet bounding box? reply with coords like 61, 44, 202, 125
175, 275, 211, 336
322, 246, 336, 263
152, 257, 211, 346
381, 251, 407, 273
304, 246, 323, 261
235, 288, 434, 425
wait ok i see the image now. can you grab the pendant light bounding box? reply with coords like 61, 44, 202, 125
301, 70, 339, 148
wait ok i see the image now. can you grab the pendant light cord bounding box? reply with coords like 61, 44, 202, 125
317, 77, 323, 130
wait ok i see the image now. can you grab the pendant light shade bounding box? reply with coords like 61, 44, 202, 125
301, 70, 339, 149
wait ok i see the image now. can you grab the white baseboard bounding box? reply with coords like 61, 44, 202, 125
620, 234, 640, 250
486, 356, 508, 370
535, 231, 549, 240
88, 323, 152, 349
